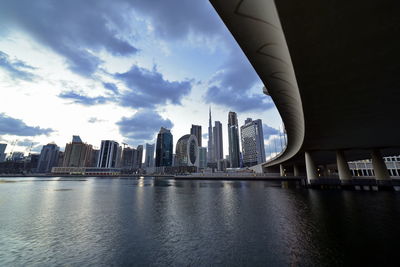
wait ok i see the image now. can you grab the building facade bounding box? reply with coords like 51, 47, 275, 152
213, 121, 223, 162
97, 140, 120, 168
155, 127, 173, 167
198, 147, 207, 169
0, 143, 7, 162
228, 111, 241, 168
240, 118, 266, 167
175, 134, 199, 167
144, 143, 155, 168
190, 125, 202, 147
63, 135, 93, 167
37, 143, 60, 173
207, 107, 214, 163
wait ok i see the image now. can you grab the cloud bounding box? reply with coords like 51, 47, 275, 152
204, 49, 273, 112
115, 65, 192, 109
0, 51, 37, 81
263, 124, 280, 140
58, 91, 110, 106
0, 0, 138, 77
0, 113, 53, 136
126, 0, 223, 41
116, 109, 173, 145
88, 117, 105, 123
103, 82, 119, 94
202, 133, 208, 139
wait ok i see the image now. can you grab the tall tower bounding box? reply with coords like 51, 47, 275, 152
228, 111, 240, 168
213, 121, 223, 161
155, 127, 173, 167
190, 125, 202, 147
207, 107, 214, 163
97, 140, 120, 168
240, 118, 266, 167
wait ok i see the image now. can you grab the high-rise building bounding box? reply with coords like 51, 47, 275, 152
175, 134, 199, 167
0, 143, 7, 162
63, 135, 93, 167
198, 147, 207, 169
90, 149, 99, 167
190, 125, 202, 147
97, 140, 120, 168
207, 107, 214, 163
37, 143, 60, 173
213, 121, 223, 161
144, 143, 155, 168
121, 147, 136, 169
136, 145, 143, 168
240, 118, 266, 167
155, 127, 173, 167
228, 111, 241, 168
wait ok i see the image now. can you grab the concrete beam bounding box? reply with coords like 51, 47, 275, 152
305, 151, 317, 182
336, 150, 352, 180
371, 149, 390, 180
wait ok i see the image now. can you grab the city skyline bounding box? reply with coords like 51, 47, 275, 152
0, 0, 283, 158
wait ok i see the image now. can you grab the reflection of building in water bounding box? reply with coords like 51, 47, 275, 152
349, 156, 400, 177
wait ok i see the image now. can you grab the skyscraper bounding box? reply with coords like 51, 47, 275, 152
97, 140, 120, 168
240, 118, 266, 167
213, 121, 223, 161
144, 143, 155, 168
198, 147, 207, 169
190, 125, 202, 147
136, 145, 143, 168
155, 127, 173, 167
121, 147, 136, 169
228, 111, 241, 168
175, 134, 199, 167
0, 143, 7, 162
207, 107, 214, 163
63, 135, 93, 167
37, 143, 60, 173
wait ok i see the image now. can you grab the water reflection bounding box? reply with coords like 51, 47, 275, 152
1, 177, 400, 266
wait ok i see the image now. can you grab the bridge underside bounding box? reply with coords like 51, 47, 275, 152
211, 0, 400, 169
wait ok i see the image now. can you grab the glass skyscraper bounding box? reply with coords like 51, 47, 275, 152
155, 127, 173, 167
144, 143, 155, 168
240, 118, 266, 167
228, 111, 240, 168
190, 125, 202, 147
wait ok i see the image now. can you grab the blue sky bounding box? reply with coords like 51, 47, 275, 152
0, 0, 283, 158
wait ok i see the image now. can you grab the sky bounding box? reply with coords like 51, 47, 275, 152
0, 0, 285, 160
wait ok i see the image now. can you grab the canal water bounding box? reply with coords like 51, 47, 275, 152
1, 177, 399, 266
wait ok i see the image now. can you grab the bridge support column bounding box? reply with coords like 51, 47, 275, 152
305, 151, 317, 182
280, 164, 285, 177
336, 150, 352, 182
293, 164, 300, 177
371, 149, 390, 180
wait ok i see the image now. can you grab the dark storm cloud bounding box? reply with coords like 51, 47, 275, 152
102, 82, 119, 94
116, 109, 173, 144
263, 124, 280, 140
0, 51, 37, 81
0, 0, 138, 77
58, 91, 110, 106
115, 65, 192, 109
204, 50, 273, 112
0, 113, 53, 136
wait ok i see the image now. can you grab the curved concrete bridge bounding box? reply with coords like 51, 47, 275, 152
210, 0, 400, 185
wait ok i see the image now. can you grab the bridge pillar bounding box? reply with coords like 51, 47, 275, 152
305, 151, 317, 182
293, 164, 300, 177
371, 149, 390, 180
336, 150, 352, 181
280, 164, 285, 176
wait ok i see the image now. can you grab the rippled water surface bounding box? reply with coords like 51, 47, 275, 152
1, 177, 400, 266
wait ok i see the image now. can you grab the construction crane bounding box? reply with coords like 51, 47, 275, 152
9, 139, 18, 160
122, 142, 128, 149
